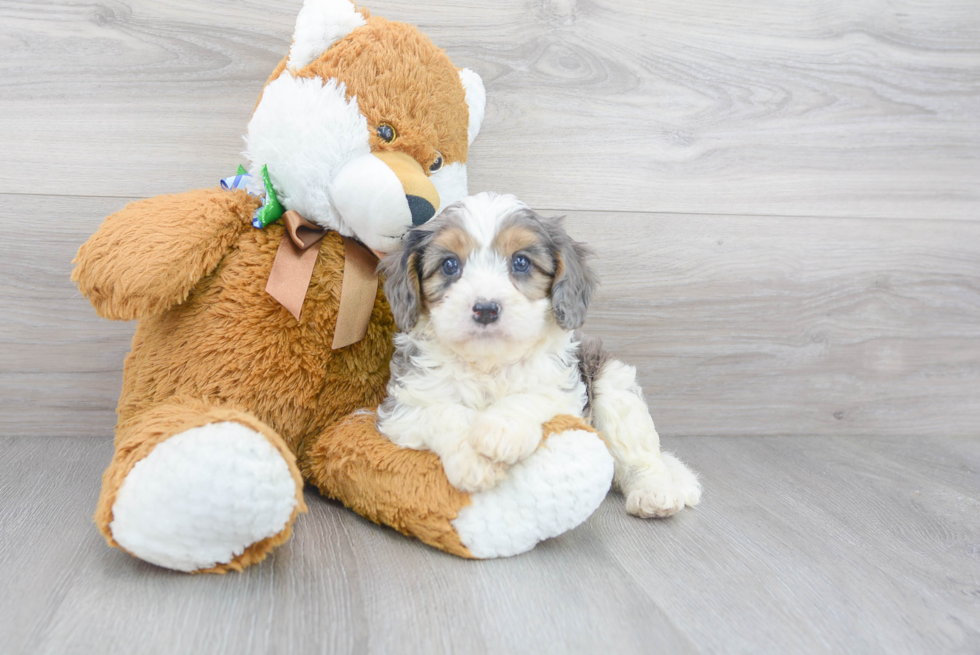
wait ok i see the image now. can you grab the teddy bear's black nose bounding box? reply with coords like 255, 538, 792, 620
407, 195, 436, 225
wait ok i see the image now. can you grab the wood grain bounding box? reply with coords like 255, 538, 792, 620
2, 1, 979, 653
579, 210, 980, 437
1, 435, 977, 654
1, 0, 978, 218
4, 194, 977, 438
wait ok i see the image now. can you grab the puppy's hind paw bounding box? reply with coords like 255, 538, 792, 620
443, 443, 507, 493
624, 454, 701, 519
626, 482, 685, 518
664, 452, 702, 508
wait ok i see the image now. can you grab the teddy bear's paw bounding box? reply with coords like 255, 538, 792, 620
109, 421, 300, 572
442, 442, 507, 493
452, 429, 614, 558
624, 454, 701, 518
469, 412, 542, 465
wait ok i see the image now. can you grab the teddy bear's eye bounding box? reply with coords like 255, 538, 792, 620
377, 124, 396, 143
429, 153, 443, 173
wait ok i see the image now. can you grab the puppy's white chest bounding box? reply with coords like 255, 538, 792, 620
453, 355, 584, 415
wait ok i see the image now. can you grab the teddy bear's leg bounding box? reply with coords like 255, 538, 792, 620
450, 415, 614, 558
591, 359, 702, 518
96, 398, 307, 573
301, 413, 612, 559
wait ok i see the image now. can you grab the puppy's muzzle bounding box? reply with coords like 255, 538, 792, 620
472, 301, 500, 325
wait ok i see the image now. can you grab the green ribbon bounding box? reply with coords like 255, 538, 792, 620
221, 165, 284, 229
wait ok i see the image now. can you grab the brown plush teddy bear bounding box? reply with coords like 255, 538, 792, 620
71, 0, 626, 572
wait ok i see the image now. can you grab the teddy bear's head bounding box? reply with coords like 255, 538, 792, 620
244, 0, 486, 253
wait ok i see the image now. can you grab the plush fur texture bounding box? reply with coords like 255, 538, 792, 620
453, 424, 613, 558
246, 10, 480, 249
457, 68, 486, 146
302, 410, 475, 557
303, 412, 605, 558
72, 189, 261, 321
296, 15, 470, 169
94, 399, 308, 574
72, 2, 571, 571
287, 0, 367, 71
110, 421, 300, 572
245, 74, 371, 237
79, 195, 399, 571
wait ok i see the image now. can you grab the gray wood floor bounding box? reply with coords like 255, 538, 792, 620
1, 435, 978, 655
2, 0, 979, 653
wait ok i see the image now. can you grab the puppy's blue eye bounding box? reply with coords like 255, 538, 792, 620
441, 257, 460, 276
512, 255, 531, 274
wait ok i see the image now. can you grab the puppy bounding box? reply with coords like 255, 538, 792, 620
377, 192, 701, 518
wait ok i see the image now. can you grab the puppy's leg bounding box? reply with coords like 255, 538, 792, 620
378, 403, 506, 493
469, 393, 564, 465
591, 359, 701, 517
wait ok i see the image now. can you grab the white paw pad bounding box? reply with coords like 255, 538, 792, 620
452, 429, 614, 558
110, 421, 299, 572
626, 453, 702, 518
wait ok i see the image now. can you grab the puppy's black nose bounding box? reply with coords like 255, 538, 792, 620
407, 195, 436, 225
472, 301, 500, 325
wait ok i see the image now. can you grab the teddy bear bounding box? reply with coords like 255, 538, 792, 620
71, 0, 620, 573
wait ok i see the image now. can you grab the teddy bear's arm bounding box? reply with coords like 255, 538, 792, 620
72, 188, 260, 320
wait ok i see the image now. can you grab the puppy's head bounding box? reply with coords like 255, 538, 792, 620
382, 192, 596, 359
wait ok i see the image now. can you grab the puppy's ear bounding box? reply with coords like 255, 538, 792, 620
380, 229, 428, 332
545, 216, 597, 330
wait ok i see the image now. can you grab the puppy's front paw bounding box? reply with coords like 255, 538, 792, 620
469, 413, 541, 465
442, 443, 507, 493
624, 455, 701, 518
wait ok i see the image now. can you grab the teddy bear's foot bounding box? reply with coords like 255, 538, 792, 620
303, 412, 609, 559
105, 414, 305, 573
451, 428, 614, 559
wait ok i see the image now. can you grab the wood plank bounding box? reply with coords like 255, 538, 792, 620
1, 0, 978, 219
3, 194, 978, 438
594, 435, 980, 654
1, 435, 978, 654
0, 436, 696, 655
579, 210, 980, 437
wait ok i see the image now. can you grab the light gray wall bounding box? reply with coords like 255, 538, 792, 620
2, 0, 978, 438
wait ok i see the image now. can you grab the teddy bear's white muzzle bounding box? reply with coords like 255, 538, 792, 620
331, 153, 430, 253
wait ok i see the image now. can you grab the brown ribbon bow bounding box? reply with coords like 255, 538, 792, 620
265, 210, 379, 350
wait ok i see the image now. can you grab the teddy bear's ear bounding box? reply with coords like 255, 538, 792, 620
458, 69, 486, 146
287, 0, 367, 72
